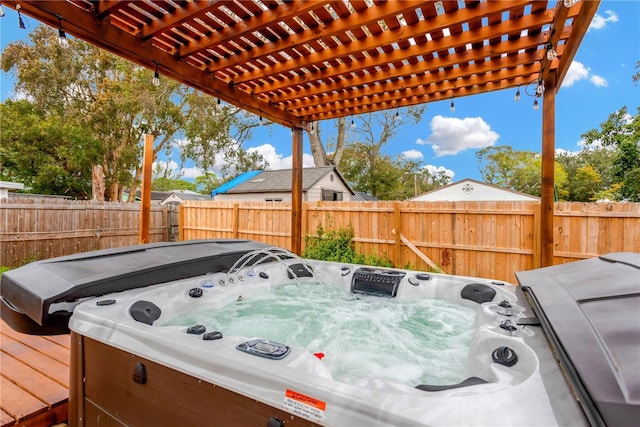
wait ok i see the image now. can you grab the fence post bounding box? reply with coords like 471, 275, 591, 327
178, 204, 185, 242
232, 203, 239, 238
301, 202, 309, 254
394, 201, 401, 267
532, 202, 541, 269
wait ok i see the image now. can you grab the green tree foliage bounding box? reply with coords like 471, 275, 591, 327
1, 25, 264, 200
194, 173, 223, 195
152, 178, 197, 192
335, 107, 433, 200
476, 146, 568, 197
0, 100, 98, 198
303, 223, 392, 267
556, 148, 616, 201
581, 107, 640, 201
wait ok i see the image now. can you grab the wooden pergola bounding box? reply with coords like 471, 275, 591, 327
5, 0, 600, 266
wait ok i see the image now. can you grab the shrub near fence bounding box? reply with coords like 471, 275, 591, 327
0, 198, 172, 268
179, 200, 640, 283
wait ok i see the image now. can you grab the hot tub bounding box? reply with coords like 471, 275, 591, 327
2, 240, 638, 426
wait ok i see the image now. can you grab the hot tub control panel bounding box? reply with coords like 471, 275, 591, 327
236, 339, 291, 360
351, 267, 405, 298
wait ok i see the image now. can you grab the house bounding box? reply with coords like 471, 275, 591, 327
352, 192, 378, 201
0, 181, 24, 201
160, 190, 211, 205
410, 178, 539, 202
124, 190, 171, 203
211, 167, 354, 202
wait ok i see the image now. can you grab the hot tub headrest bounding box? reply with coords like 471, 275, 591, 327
461, 283, 496, 304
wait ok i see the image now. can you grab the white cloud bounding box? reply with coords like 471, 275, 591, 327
562, 61, 607, 88
589, 10, 618, 31
153, 159, 205, 179
181, 166, 205, 179
417, 115, 499, 157
153, 159, 179, 174
248, 144, 315, 170
589, 75, 608, 87
402, 149, 424, 160
422, 164, 455, 180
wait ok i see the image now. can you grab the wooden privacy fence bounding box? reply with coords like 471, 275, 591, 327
180, 200, 640, 283
0, 198, 173, 268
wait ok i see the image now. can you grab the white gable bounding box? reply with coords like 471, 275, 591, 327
411, 179, 539, 202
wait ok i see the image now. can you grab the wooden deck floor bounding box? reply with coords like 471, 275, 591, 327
0, 319, 69, 427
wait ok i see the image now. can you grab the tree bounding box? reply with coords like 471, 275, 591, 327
581, 106, 640, 201
556, 147, 616, 201
310, 107, 427, 199
476, 146, 568, 198
1, 25, 264, 200
0, 100, 98, 198
194, 173, 223, 195
152, 178, 197, 192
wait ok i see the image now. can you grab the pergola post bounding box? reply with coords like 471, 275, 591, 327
291, 128, 304, 255
139, 134, 153, 244
540, 77, 556, 267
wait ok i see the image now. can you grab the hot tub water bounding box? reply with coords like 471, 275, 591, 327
165, 281, 476, 387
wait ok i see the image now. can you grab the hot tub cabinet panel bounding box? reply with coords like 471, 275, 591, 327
70, 334, 320, 427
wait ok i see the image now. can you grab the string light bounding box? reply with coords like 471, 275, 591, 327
259, 115, 263, 125
563, 0, 580, 8
545, 42, 557, 61
514, 86, 521, 102
17, 4, 25, 29
533, 99, 539, 111
57, 16, 69, 49
394, 109, 401, 121
450, 98, 455, 112
217, 98, 221, 105
152, 62, 160, 87
536, 80, 545, 95
0, 3, 5, 18
350, 116, 356, 129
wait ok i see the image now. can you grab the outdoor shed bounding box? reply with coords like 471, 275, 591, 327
160, 190, 211, 205
411, 179, 540, 202
212, 166, 354, 202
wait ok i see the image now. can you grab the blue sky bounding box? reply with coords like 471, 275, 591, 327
1, 1, 639, 183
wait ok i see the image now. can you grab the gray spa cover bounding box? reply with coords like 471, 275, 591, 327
0, 239, 270, 331
516, 253, 640, 427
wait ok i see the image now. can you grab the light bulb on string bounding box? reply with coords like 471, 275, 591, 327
57, 17, 69, 49
17, 4, 25, 29
450, 98, 455, 112
545, 43, 557, 61
514, 86, 521, 102
152, 63, 160, 87
533, 99, 539, 111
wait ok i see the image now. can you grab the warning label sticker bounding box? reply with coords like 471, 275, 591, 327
283, 389, 326, 422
